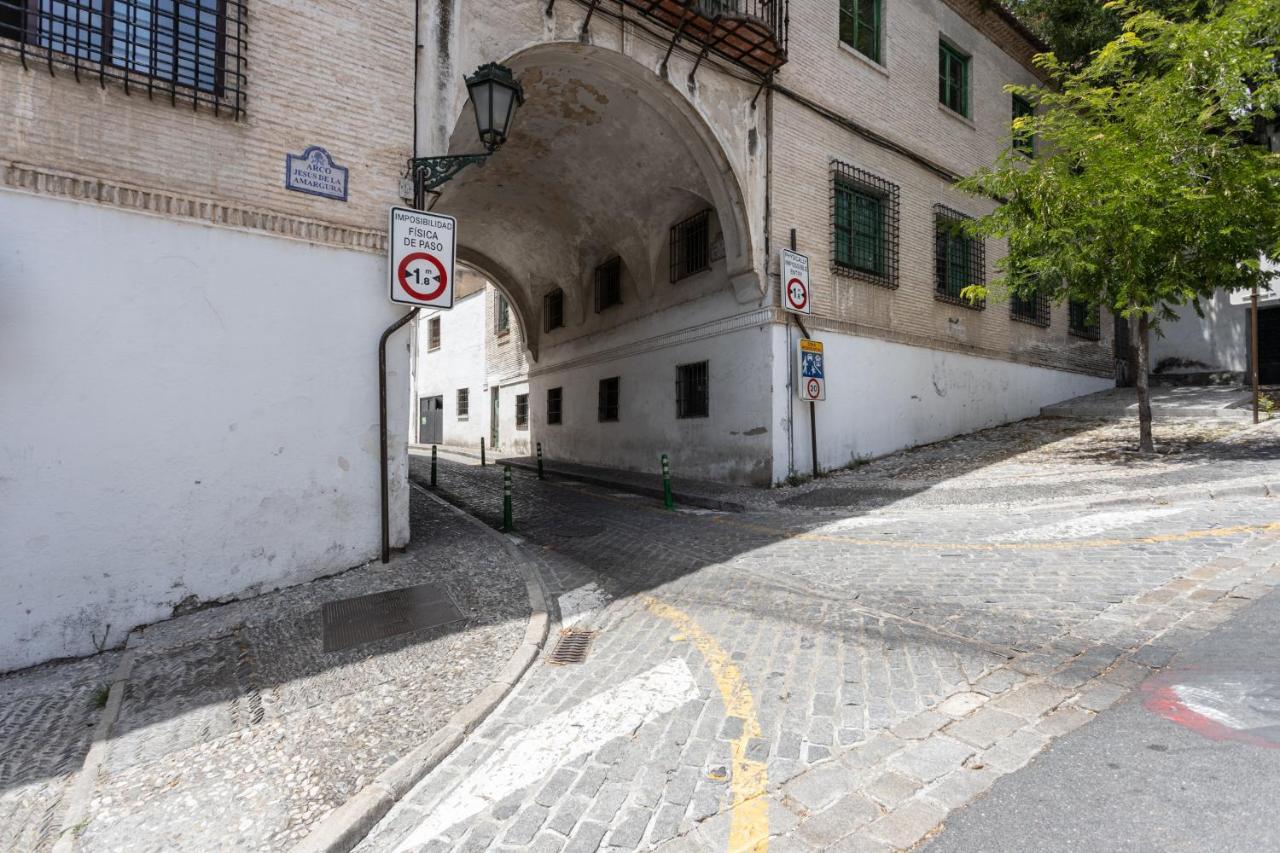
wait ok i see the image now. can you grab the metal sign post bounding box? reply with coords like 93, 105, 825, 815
1230, 274, 1278, 423
1253, 285, 1260, 424
786, 229, 821, 477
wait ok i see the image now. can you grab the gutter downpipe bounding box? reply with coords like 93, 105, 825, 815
381, 307, 421, 563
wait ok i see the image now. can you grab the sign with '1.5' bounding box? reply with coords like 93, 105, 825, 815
389, 207, 456, 308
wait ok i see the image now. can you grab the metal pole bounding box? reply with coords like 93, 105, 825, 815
480, 437, 486, 466
1253, 285, 1260, 424
662, 453, 674, 510
431, 444, 437, 486
537, 442, 544, 479
790, 228, 818, 478
502, 465, 513, 531
379, 307, 420, 564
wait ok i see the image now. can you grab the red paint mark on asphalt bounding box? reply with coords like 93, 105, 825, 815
1141, 670, 1280, 749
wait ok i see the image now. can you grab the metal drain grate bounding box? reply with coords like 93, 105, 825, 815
321, 583, 464, 653
547, 629, 596, 665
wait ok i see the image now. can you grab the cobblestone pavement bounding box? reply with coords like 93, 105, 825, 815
0, 491, 531, 853
361, 431, 1280, 853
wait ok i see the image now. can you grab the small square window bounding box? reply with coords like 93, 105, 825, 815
427, 316, 441, 351
670, 210, 711, 282
1012, 94, 1035, 156
594, 259, 622, 312
939, 41, 970, 117
495, 293, 511, 335
1069, 300, 1102, 339
839, 0, 881, 64
933, 205, 985, 309
1010, 292, 1050, 326
676, 361, 709, 419
831, 162, 900, 288
456, 388, 469, 419
547, 387, 563, 425
515, 393, 529, 429
598, 377, 619, 422
544, 288, 564, 331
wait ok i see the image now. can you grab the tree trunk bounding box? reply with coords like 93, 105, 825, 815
1135, 313, 1154, 453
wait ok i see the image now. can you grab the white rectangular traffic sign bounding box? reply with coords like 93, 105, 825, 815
781, 249, 812, 315
798, 338, 825, 401
389, 206, 456, 308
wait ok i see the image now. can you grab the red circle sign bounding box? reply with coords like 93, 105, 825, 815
397, 252, 448, 302
787, 277, 808, 310
806, 378, 820, 398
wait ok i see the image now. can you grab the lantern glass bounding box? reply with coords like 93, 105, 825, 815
466, 64, 523, 151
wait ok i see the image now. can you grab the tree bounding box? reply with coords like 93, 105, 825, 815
959, 0, 1280, 452
1008, 0, 1226, 67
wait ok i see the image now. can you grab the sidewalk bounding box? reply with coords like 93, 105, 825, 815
0, 489, 542, 853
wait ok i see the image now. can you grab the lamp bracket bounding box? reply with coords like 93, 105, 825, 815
409, 153, 490, 194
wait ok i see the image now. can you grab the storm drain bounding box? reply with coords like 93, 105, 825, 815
321, 583, 464, 653
547, 629, 596, 665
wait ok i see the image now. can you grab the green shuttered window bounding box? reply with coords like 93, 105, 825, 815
839, 0, 881, 64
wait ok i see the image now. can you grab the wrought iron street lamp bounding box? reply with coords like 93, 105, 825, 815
409, 63, 524, 205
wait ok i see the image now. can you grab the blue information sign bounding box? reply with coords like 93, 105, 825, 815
284, 146, 349, 201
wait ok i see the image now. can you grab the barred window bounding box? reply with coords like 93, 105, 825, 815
939, 40, 970, 117
1069, 300, 1101, 339
495, 293, 510, 334
456, 388, 469, 420
676, 361, 709, 419
832, 162, 899, 288
543, 288, 564, 331
1010, 291, 1049, 326
1012, 93, 1035, 157
838, 0, 880, 63
427, 316, 441, 350
594, 258, 621, 312
933, 205, 985, 309
0, 0, 246, 117
597, 377, 619, 422
670, 210, 711, 282
515, 394, 528, 429
546, 387, 562, 425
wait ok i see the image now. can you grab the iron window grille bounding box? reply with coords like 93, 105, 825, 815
1010, 291, 1050, 327
515, 393, 529, 429
544, 288, 564, 331
670, 210, 711, 282
597, 377, 619, 422
495, 293, 511, 335
456, 388, 469, 420
939, 40, 969, 117
594, 258, 622, 312
427, 316, 441, 351
1069, 300, 1102, 339
838, 0, 879, 64
831, 161, 899, 288
933, 204, 985, 309
676, 361, 710, 419
0, 0, 246, 118
546, 387, 562, 425
1012, 93, 1035, 157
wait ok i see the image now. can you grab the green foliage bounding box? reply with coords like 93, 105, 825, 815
960, 0, 1280, 325
1008, 0, 1228, 66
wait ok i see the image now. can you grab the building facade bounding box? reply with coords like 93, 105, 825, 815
411, 268, 533, 456
415, 0, 1114, 486
1, 1, 415, 670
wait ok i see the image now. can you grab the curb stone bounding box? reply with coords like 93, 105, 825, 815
291, 483, 550, 853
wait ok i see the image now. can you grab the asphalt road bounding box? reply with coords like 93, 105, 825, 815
926, 588, 1280, 853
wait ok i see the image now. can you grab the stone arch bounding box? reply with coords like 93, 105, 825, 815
457, 247, 539, 362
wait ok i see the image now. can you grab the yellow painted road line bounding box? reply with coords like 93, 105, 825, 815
712, 517, 1280, 552
643, 595, 768, 853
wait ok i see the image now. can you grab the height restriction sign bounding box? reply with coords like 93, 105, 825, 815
781, 248, 811, 315
389, 206, 456, 308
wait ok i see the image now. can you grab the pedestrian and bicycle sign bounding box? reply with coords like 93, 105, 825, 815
781, 248, 811, 315
798, 338, 825, 402
389, 206, 456, 308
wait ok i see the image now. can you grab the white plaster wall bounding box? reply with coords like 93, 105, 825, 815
413, 291, 488, 448
1150, 291, 1250, 375
0, 192, 410, 672
494, 379, 532, 457
771, 325, 1113, 482
529, 319, 776, 485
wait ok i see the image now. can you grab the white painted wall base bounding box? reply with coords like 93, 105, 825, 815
1149, 291, 1250, 376
771, 325, 1113, 484
0, 192, 409, 672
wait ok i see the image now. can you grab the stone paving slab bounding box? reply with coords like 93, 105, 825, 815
0, 489, 533, 853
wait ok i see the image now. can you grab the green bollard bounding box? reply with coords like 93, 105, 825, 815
537, 442, 544, 480
431, 445, 437, 487
502, 465, 514, 531
661, 453, 674, 510
480, 437, 486, 467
